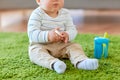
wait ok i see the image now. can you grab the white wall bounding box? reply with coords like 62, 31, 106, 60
0, 0, 120, 9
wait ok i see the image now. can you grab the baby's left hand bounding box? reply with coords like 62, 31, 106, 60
60, 31, 69, 43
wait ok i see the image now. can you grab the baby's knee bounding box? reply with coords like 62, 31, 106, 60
68, 43, 83, 51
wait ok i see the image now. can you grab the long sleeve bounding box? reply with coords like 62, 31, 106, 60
65, 13, 78, 41
27, 9, 49, 43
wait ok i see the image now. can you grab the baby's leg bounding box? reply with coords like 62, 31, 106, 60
29, 46, 66, 73
77, 58, 98, 70
66, 43, 98, 70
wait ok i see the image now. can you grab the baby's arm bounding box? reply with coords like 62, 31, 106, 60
27, 10, 49, 43
64, 13, 77, 41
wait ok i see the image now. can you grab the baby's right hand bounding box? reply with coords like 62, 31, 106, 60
48, 28, 62, 42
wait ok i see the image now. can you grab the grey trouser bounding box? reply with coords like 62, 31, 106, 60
29, 42, 88, 70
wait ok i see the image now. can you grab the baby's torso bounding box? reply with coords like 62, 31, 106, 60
35, 7, 69, 31
40, 17, 66, 31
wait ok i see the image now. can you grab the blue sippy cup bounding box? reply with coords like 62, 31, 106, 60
94, 37, 109, 59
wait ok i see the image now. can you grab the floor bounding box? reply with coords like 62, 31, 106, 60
0, 9, 120, 35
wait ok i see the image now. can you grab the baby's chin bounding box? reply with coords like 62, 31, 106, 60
50, 8, 61, 12
41, 6, 62, 13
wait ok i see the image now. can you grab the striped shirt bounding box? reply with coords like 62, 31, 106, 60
27, 7, 77, 44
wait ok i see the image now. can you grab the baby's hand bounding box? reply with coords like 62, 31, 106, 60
60, 31, 69, 43
55, 30, 69, 43
55, 30, 63, 37
48, 28, 62, 42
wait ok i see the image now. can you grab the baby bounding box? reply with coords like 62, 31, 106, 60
27, 0, 99, 74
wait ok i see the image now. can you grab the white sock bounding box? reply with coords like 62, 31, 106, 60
77, 59, 99, 70
53, 61, 66, 74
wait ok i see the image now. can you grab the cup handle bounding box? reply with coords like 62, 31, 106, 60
103, 43, 108, 58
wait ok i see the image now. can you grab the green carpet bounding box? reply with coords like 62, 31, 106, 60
0, 32, 120, 80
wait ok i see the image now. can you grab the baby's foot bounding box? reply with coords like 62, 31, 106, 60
53, 61, 66, 74
77, 59, 98, 70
